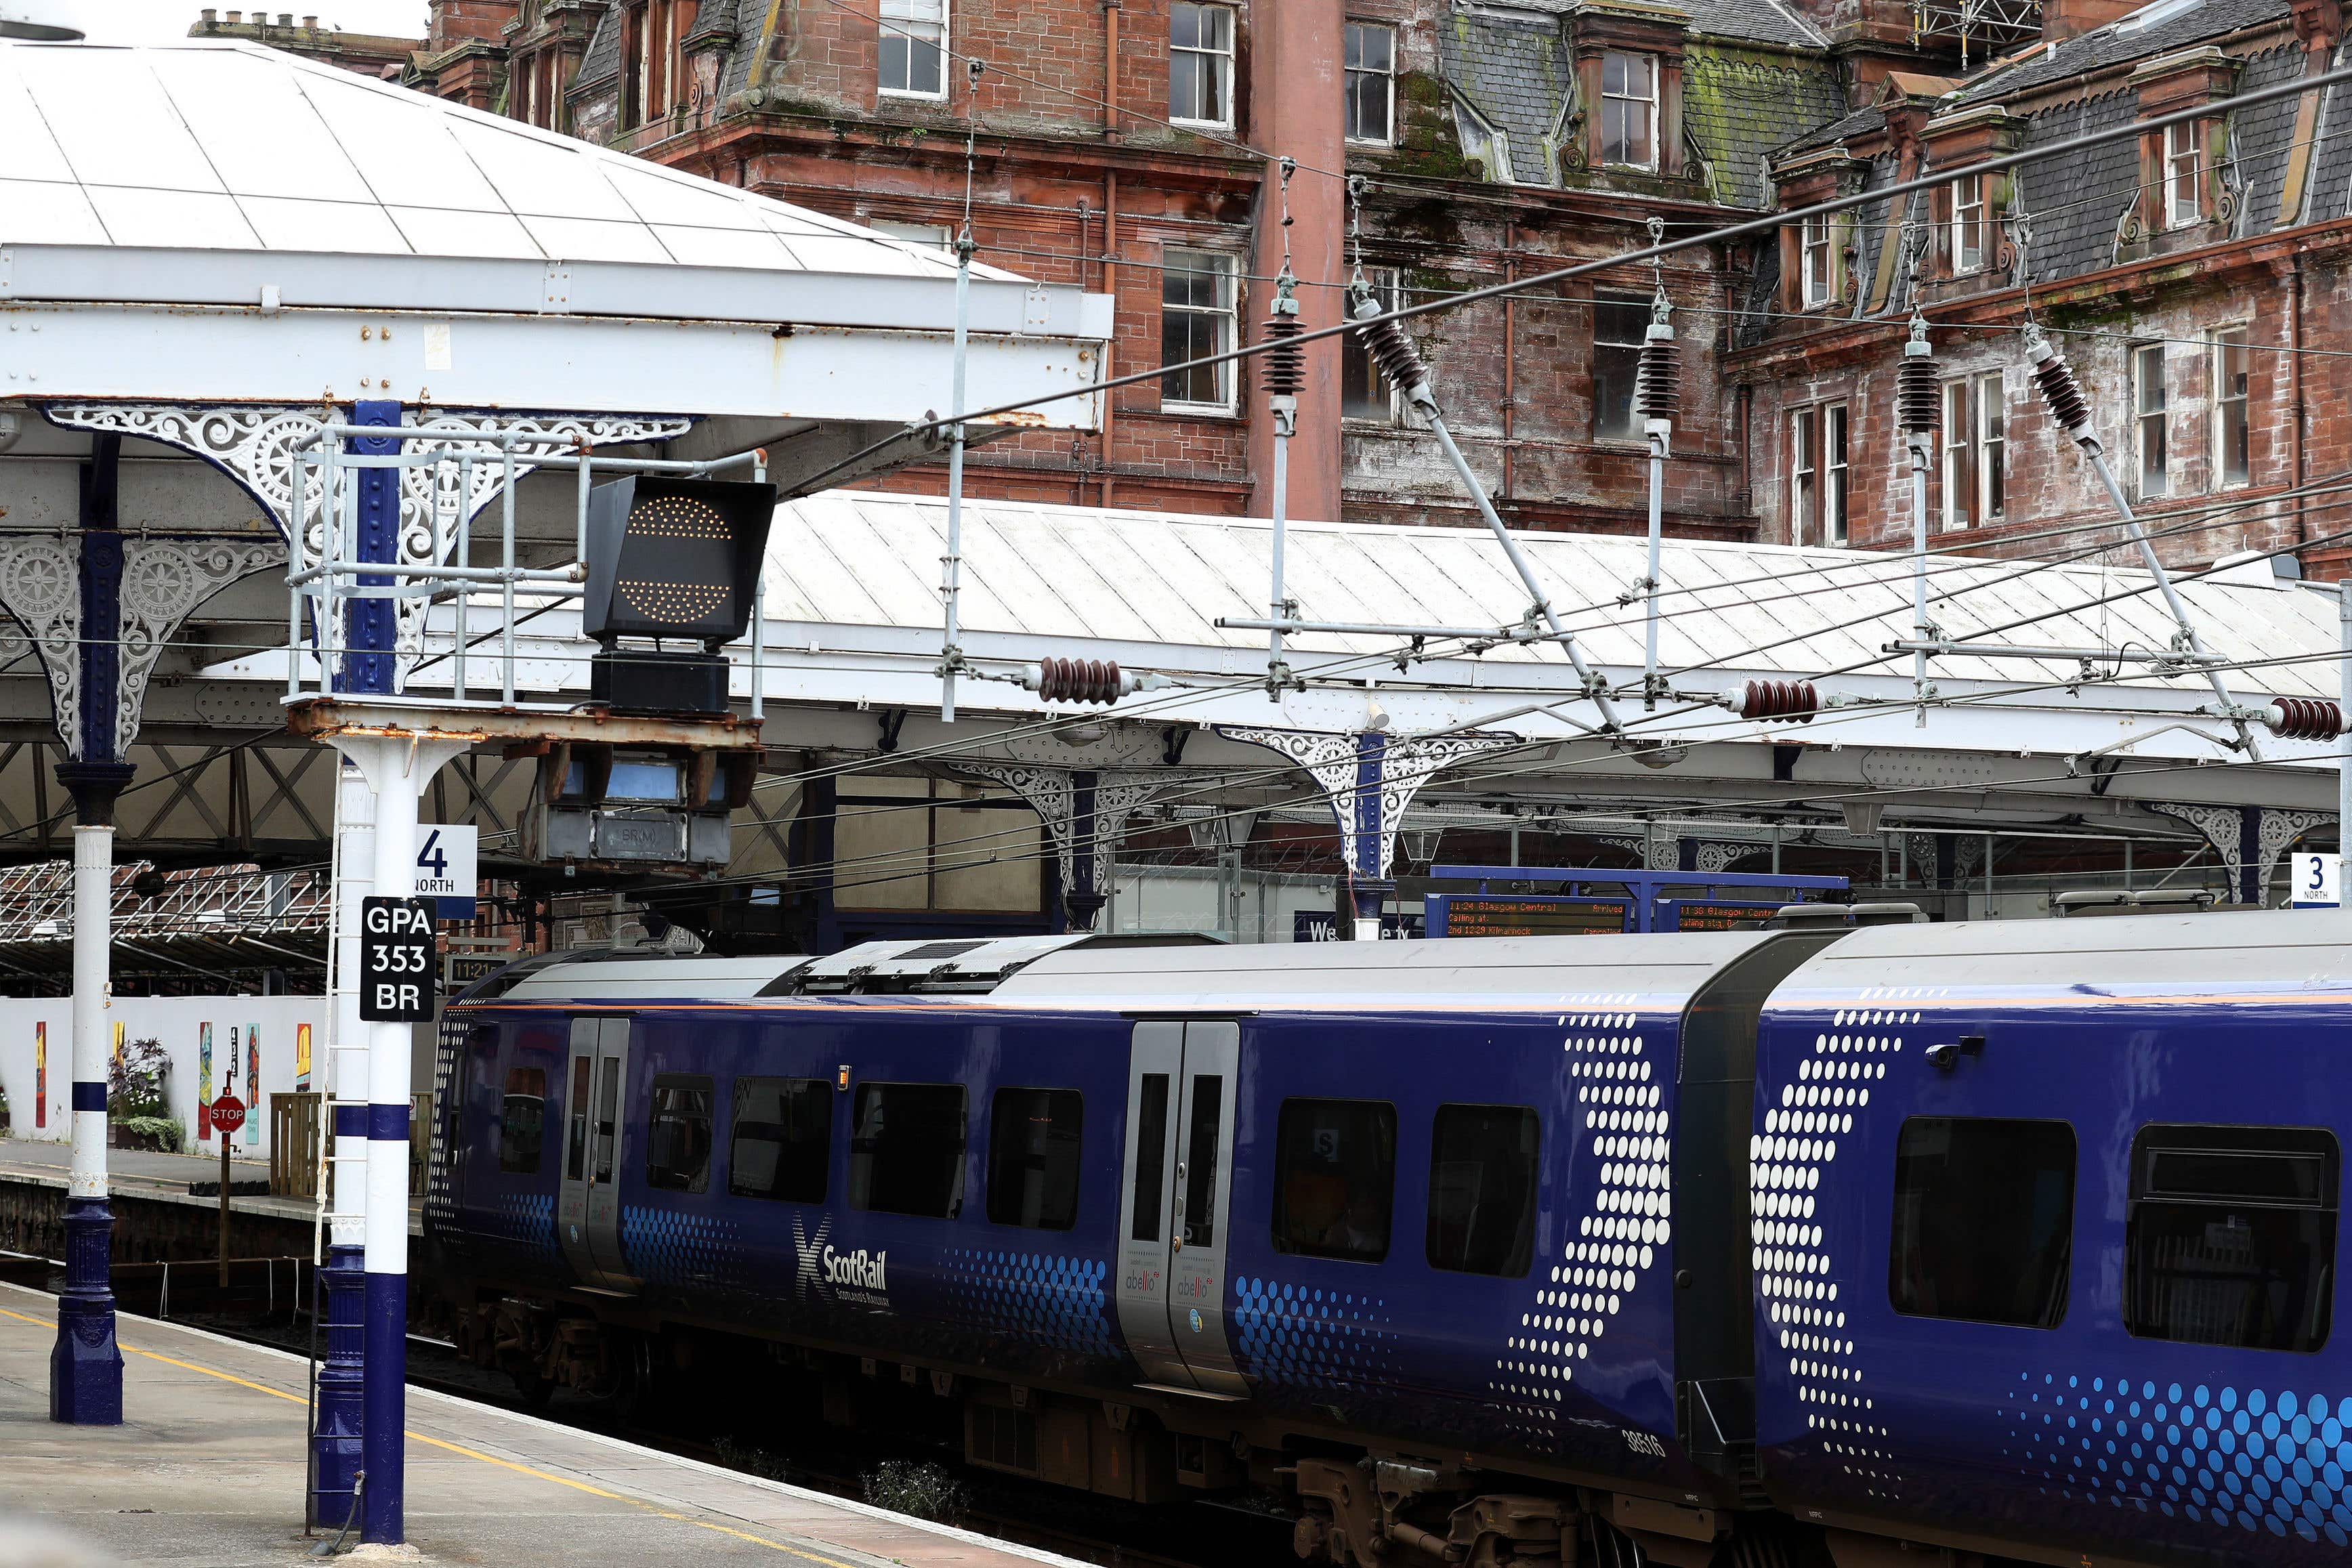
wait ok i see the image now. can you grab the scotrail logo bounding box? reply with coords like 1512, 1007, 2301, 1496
823, 1246, 888, 1292
791, 1214, 889, 1307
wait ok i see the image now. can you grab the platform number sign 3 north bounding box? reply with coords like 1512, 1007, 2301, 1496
2292, 851, 2344, 908
360, 896, 438, 1021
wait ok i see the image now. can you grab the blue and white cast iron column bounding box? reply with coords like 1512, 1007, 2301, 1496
312, 760, 374, 1526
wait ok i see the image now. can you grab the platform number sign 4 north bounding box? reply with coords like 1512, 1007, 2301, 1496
414, 824, 478, 920
360, 896, 438, 1021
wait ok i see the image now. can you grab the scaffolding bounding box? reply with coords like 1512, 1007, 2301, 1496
1912, 0, 2042, 69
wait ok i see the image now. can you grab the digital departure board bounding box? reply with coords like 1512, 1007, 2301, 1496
1432, 897, 1629, 938
1662, 900, 1781, 932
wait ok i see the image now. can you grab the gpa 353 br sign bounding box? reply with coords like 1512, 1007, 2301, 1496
360, 896, 438, 1022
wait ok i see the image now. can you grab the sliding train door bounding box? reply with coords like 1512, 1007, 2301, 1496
1114, 1020, 1247, 1397
556, 1017, 637, 1293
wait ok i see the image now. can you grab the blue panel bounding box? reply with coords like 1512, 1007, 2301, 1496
77, 528, 123, 763
339, 400, 402, 696
70, 1080, 106, 1114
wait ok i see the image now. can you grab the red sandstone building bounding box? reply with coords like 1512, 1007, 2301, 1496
206, 0, 2352, 582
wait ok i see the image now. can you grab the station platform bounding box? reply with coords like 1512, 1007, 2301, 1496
0, 1139, 423, 1235
0, 1284, 1073, 1568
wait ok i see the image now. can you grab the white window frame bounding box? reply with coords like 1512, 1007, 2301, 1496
1790, 406, 1820, 545
2211, 325, 2250, 489
1345, 22, 1395, 146
1160, 248, 1238, 415
1169, 3, 1236, 130
871, 219, 955, 252
1952, 173, 1986, 274
879, 0, 948, 102
1941, 380, 1973, 532
1825, 403, 1851, 547
2165, 121, 2202, 230
1600, 51, 1658, 171
1341, 266, 1406, 423
1801, 213, 1834, 309
2133, 342, 2169, 499
1591, 293, 1652, 444
1974, 370, 2004, 526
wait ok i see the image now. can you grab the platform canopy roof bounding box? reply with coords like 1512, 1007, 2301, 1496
0, 37, 1108, 444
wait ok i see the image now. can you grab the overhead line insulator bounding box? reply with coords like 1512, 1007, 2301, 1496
1635, 322, 1680, 427
1023, 656, 1137, 705
2264, 696, 2345, 742
1353, 298, 1429, 395
1259, 306, 1305, 400
2025, 326, 2093, 436
1734, 678, 1820, 723
1896, 335, 1939, 437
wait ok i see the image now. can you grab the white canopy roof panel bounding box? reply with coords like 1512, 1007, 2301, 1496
0, 39, 1015, 282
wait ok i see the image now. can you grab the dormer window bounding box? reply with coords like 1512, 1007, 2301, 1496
1801, 213, 1835, 308
2165, 121, 2202, 227
1601, 52, 1658, 169
1952, 173, 1987, 273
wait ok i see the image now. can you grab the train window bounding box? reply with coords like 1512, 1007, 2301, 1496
2125, 1124, 2339, 1353
1427, 1105, 1540, 1277
498, 1066, 548, 1174
729, 1077, 831, 1203
850, 1082, 968, 1218
593, 1056, 621, 1184
566, 1055, 591, 1181
1272, 1099, 1398, 1263
1131, 1073, 1171, 1243
988, 1088, 1083, 1230
1889, 1116, 2076, 1328
644, 1075, 715, 1193
1183, 1075, 1225, 1248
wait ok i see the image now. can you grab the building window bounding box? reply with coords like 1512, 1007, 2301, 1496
2165, 121, 2202, 229
643, 1074, 713, 1193
497, 1065, 547, 1174
1890, 1116, 2078, 1328
1169, 2, 1234, 129
880, 0, 948, 99
1941, 372, 2003, 530
1425, 1104, 1538, 1277
2135, 342, 2169, 499
1160, 249, 1237, 413
1591, 295, 1651, 442
1345, 22, 1394, 145
1825, 403, 1850, 546
986, 1087, 1083, 1231
849, 1082, 967, 1218
1790, 406, 1818, 544
1272, 1098, 1396, 1263
2212, 326, 2250, 488
1952, 173, 1986, 274
620, 0, 685, 131
1342, 268, 1404, 421
1800, 213, 1834, 309
2124, 1124, 2338, 1353
872, 219, 954, 251
1600, 51, 1657, 170
729, 1076, 831, 1203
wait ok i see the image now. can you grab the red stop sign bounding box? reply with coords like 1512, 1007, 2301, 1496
210, 1095, 247, 1136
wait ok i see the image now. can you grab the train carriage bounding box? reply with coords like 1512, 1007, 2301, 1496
423, 912, 2352, 1568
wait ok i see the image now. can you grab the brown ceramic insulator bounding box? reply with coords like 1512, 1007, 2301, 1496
1896, 350, 1940, 436
1259, 310, 1305, 398
1635, 332, 1681, 424
1737, 678, 1820, 723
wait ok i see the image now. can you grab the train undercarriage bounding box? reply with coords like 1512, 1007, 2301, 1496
434, 1290, 2072, 1568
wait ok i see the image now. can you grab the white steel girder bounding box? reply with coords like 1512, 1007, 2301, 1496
0, 299, 1105, 428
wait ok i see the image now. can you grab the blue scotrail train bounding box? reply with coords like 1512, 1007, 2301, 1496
421, 909, 2352, 1568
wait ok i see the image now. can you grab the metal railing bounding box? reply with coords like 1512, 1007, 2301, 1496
0, 861, 330, 944
282, 423, 770, 713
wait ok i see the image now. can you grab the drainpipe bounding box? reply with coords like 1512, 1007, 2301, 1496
1101, 171, 1118, 509
2293, 253, 2308, 546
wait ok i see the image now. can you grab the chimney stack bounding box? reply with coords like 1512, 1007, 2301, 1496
2043, 0, 2141, 41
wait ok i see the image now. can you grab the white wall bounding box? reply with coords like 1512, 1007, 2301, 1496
0, 996, 328, 1155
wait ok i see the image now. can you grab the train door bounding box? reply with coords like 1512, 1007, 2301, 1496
555, 1017, 637, 1292
1114, 1020, 1248, 1397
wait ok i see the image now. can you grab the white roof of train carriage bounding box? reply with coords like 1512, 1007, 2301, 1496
0, 39, 1108, 422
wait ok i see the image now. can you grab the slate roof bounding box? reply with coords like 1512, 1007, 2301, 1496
1952, 0, 2290, 104
576, 0, 620, 88
2232, 41, 2305, 233
1683, 0, 1830, 48
1776, 103, 1887, 158
717, 0, 773, 103
2305, 51, 2352, 221
1684, 45, 1846, 207
1438, 9, 1573, 184
2010, 89, 2139, 281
